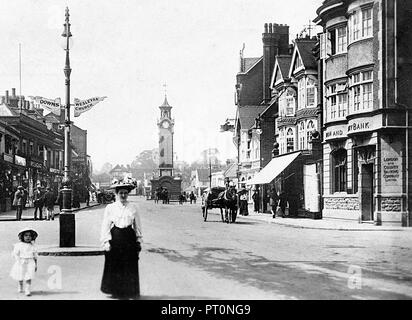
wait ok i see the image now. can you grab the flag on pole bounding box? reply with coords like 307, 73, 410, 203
27, 96, 61, 115
73, 96, 107, 117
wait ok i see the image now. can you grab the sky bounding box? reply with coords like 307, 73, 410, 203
0, 0, 322, 171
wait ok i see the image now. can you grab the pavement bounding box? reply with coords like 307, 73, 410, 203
0, 200, 101, 221
237, 203, 408, 231
2, 199, 406, 231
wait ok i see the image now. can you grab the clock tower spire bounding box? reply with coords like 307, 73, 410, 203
158, 94, 174, 177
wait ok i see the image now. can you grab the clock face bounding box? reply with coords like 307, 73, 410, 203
162, 121, 170, 129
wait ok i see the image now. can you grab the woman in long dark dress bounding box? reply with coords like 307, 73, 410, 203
100, 178, 142, 299
238, 188, 249, 216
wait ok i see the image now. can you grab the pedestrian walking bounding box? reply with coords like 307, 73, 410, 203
85, 188, 90, 206
252, 189, 260, 213
279, 191, 288, 218
22, 188, 28, 210
13, 186, 24, 221
238, 188, 249, 216
33, 186, 44, 220
269, 186, 279, 219
189, 191, 195, 204
100, 178, 143, 299
43, 187, 56, 221
10, 228, 38, 296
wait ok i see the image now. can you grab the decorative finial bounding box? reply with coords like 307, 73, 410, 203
163, 83, 167, 97
65, 7, 70, 23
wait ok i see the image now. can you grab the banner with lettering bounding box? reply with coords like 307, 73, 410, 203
28, 96, 61, 115
73, 96, 107, 117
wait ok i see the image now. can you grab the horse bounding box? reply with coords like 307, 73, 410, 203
217, 188, 238, 223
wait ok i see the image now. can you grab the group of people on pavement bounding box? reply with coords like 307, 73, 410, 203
13, 185, 57, 221
12, 184, 93, 221
251, 186, 288, 218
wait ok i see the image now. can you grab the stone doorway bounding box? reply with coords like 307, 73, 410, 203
361, 163, 374, 221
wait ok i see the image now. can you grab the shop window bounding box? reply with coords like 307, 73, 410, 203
332, 149, 347, 193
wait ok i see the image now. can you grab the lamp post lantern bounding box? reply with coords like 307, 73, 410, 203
59, 7, 75, 247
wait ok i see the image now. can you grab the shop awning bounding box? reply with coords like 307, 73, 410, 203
246, 152, 301, 185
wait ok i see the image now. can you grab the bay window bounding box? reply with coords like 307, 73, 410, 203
349, 7, 373, 44
349, 70, 373, 113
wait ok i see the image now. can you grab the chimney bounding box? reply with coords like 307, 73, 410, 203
12, 88, 16, 97
262, 23, 290, 104
5, 90, 9, 103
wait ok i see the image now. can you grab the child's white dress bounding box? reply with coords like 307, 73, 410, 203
10, 242, 37, 281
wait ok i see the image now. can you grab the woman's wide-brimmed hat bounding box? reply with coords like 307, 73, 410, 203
18, 228, 38, 241
109, 176, 136, 192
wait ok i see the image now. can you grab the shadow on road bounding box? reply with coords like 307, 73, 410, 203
146, 245, 412, 300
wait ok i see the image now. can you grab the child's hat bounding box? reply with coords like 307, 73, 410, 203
18, 228, 38, 241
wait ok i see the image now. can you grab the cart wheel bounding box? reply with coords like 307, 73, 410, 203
203, 206, 208, 221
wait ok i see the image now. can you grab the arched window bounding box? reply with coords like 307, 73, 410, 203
286, 128, 294, 153
285, 88, 296, 116
307, 120, 315, 150
299, 122, 305, 150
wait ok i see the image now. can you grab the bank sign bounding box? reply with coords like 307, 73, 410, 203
325, 115, 382, 140
347, 114, 381, 135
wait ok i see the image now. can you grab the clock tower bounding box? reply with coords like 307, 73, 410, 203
157, 95, 174, 177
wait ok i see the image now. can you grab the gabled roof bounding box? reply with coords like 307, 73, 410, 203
239, 57, 263, 74
0, 103, 19, 116
270, 55, 292, 88
237, 105, 268, 130
244, 57, 262, 72
288, 37, 318, 78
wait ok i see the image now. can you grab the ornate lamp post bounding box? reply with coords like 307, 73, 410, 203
59, 7, 75, 247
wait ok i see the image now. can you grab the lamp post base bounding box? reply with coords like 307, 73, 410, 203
59, 213, 75, 247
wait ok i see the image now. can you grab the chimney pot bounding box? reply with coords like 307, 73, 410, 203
5, 90, 9, 103
264, 23, 268, 33
269, 23, 273, 33
12, 88, 16, 97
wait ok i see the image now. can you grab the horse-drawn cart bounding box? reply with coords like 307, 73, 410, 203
201, 187, 238, 223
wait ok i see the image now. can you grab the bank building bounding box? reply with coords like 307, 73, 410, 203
314, 0, 412, 226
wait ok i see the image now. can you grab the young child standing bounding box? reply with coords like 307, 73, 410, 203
10, 228, 38, 296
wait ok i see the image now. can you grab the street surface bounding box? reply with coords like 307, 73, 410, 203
0, 196, 411, 300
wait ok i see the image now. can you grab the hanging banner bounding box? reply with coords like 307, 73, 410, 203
73, 96, 107, 117
28, 96, 61, 115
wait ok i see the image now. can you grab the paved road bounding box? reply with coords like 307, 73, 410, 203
0, 196, 411, 300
